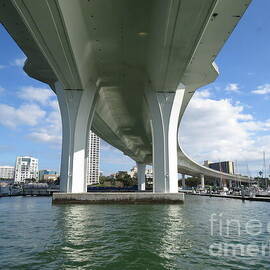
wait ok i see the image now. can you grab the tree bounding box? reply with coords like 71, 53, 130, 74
99, 176, 107, 185
115, 171, 137, 187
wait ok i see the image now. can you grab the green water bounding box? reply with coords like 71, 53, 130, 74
0, 195, 270, 269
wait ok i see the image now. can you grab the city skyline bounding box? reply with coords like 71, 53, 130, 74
0, 0, 270, 176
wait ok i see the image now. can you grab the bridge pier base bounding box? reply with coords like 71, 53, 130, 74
137, 162, 146, 191
145, 86, 185, 193
55, 81, 98, 193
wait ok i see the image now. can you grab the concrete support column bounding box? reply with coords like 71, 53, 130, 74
200, 174, 205, 189
219, 178, 223, 187
55, 81, 98, 193
137, 162, 146, 191
229, 180, 232, 188
182, 174, 186, 189
145, 85, 185, 193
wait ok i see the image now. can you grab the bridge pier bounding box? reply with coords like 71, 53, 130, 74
200, 174, 205, 189
182, 174, 186, 189
145, 86, 185, 193
55, 81, 98, 193
219, 178, 223, 188
137, 162, 146, 191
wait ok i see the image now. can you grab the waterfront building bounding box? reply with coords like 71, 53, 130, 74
39, 170, 59, 182
128, 166, 153, 179
127, 166, 153, 185
145, 167, 153, 186
145, 167, 153, 179
14, 156, 39, 183
0, 166, 15, 180
86, 131, 100, 185
128, 166, 137, 178
204, 160, 235, 174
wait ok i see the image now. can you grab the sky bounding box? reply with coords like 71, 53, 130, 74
0, 0, 269, 177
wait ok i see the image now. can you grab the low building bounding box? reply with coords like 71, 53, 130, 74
146, 168, 153, 179
128, 166, 137, 178
0, 182, 11, 196
127, 166, 153, 185
39, 170, 59, 182
146, 167, 153, 186
0, 166, 15, 180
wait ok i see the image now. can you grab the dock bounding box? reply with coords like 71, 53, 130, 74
186, 192, 270, 202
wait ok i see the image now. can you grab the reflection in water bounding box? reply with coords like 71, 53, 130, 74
1, 196, 270, 269
158, 205, 192, 269
52, 204, 192, 269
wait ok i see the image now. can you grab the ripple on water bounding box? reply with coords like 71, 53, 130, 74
0, 196, 270, 269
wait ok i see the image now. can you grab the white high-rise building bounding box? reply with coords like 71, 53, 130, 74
86, 131, 100, 185
14, 156, 39, 183
0, 166, 15, 180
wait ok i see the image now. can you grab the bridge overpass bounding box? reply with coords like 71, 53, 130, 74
0, 0, 252, 193
178, 149, 251, 188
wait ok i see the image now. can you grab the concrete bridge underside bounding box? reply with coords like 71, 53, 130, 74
0, 0, 252, 193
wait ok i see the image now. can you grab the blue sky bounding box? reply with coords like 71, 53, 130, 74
0, 0, 270, 177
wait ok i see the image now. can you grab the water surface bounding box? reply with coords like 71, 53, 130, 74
0, 195, 269, 269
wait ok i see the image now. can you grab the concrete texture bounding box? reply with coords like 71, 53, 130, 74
52, 192, 184, 204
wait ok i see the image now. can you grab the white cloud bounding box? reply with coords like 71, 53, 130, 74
0, 85, 60, 143
251, 84, 270, 95
195, 89, 211, 98
0, 65, 6, 69
28, 103, 62, 144
17, 86, 54, 106
11, 56, 26, 67
225, 83, 240, 92
28, 130, 61, 144
180, 90, 270, 174
0, 104, 46, 128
